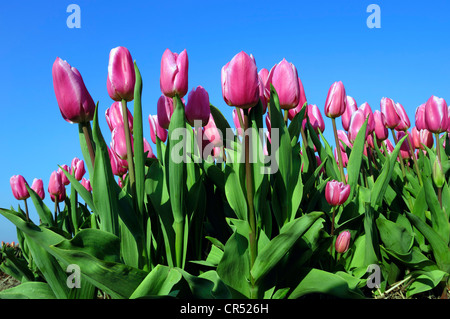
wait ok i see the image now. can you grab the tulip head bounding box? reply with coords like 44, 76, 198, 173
160, 48, 189, 98
412, 127, 433, 150
266, 60, 301, 110
341, 96, 357, 131
373, 110, 389, 141
432, 160, 445, 188
221, 51, 260, 109
10, 175, 29, 200
57, 165, 70, 186
31, 178, 45, 200
380, 97, 400, 129
335, 231, 351, 253
424, 95, 448, 134
325, 180, 351, 206
324, 81, 346, 119
70, 157, 86, 181
107, 46, 136, 102
156, 95, 174, 130
149, 115, 168, 144
415, 103, 426, 131
111, 124, 133, 160
288, 77, 307, 120
204, 113, 223, 147
52, 57, 95, 124
48, 171, 64, 198
348, 108, 367, 144
185, 86, 211, 127
108, 146, 128, 177
143, 137, 156, 159
105, 101, 133, 133
81, 178, 92, 192
303, 104, 325, 133
394, 102, 410, 131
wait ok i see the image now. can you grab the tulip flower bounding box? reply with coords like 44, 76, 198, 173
415, 103, 426, 131
81, 178, 92, 192
258, 68, 269, 111
412, 127, 433, 150
394, 102, 410, 131
424, 95, 448, 134
50, 188, 66, 203
106, 46, 136, 102
334, 147, 349, 168
265, 59, 300, 110
348, 108, 367, 144
111, 124, 133, 160
221, 51, 260, 109
203, 113, 223, 147
105, 101, 134, 133
52, 57, 95, 124
160, 48, 189, 98
325, 180, 351, 207
157, 95, 174, 130
341, 96, 357, 131
31, 178, 45, 200
303, 104, 325, 133
10, 175, 29, 200
143, 137, 156, 159
397, 131, 412, 159
359, 102, 375, 134
70, 157, 86, 181
185, 86, 211, 127
57, 165, 71, 186
288, 77, 308, 120
335, 231, 351, 253
373, 110, 389, 141
380, 97, 400, 129
108, 146, 128, 177
149, 114, 168, 144
324, 81, 346, 119
48, 171, 65, 198
337, 130, 352, 151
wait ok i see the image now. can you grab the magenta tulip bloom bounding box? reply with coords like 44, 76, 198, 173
185, 86, 211, 127
335, 231, 351, 253
81, 178, 92, 192
303, 104, 325, 133
397, 131, 412, 159
337, 130, 352, 151
52, 57, 95, 124
160, 48, 189, 98
10, 175, 29, 200
415, 103, 426, 131
394, 102, 410, 131
288, 77, 308, 120
156, 95, 174, 130
221, 51, 260, 109
105, 101, 133, 133
341, 96, 357, 131
149, 115, 168, 144
108, 146, 128, 176
324, 81, 346, 119
31, 178, 45, 200
325, 180, 351, 206
412, 127, 433, 150
70, 157, 86, 181
380, 97, 400, 129
424, 95, 448, 134
107, 46, 136, 102
111, 124, 133, 160
359, 102, 375, 134
57, 165, 70, 186
373, 110, 389, 141
383, 139, 395, 155
48, 171, 64, 197
143, 137, 156, 159
334, 147, 349, 168
266, 59, 300, 110
50, 188, 66, 203
204, 113, 223, 147
348, 108, 367, 143
258, 68, 269, 109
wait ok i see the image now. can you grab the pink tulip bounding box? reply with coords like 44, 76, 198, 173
415, 103, 426, 131
108, 146, 128, 176
359, 102, 375, 134
221, 51, 260, 109
337, 130, 352, 151
70, 157, 86, 181
204, 113, 223, 147
258, 68, 269, 111
185, 86, 211, 127
149, 115, 168, 144
157, 95, 174, 130
48, 171, 64, 198
325, 180, 351, 206
424, 95, 448, 134
335, 231, 351, 253
105, 101, 133, 133
57, 164, 71, 185
31, 178, 45, 200
324, 81, 346, 119
394, 102, 410, 131
50, 188, 66, 203
10, 175, 29, 200
52, 57, 95, 124
383, 139, 395, 155
111, 124, 133, 160
373, 110, 389, 141
341, 96, 357, 131
348, 108, 367, 144
397, 131, 412, 159
412, 127, 433, 150
266, 59, 300, 110
288, 77, 308, 120
303, 104, 325, 133
233, 108, 244, 136
107, 46, 136, 102
143, 137, 156, 159
160, 48, 189, 98
81, 178, 92, 192
380, 97, 400, 129
334, 147, 349, 168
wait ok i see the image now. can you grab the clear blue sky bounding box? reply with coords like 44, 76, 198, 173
1, 0, 449, 243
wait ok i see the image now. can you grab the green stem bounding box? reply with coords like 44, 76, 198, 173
435, 133, 443, 209
391, 129, 406, 179
406, 134, 422, 185
331, 206, 336, 236
23, 199, 29, 222
332, 118, 346, 183
283, 109, 289, 126
121, 99, 136, 203
54, 199, 59, 224
81, 122, 95, 171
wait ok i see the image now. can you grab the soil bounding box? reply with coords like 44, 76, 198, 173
0, 271, 20, 292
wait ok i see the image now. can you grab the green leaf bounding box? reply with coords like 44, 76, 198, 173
130, 264, 182, 298
376, 214, 414, 256
0, 282, 56, 299
346, 117, 368, 200
25, 184, 54, 226
224, 164, 247, 221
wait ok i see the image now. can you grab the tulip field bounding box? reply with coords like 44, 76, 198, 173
1, 46, 449, 302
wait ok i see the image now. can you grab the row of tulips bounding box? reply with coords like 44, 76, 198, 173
0, 44, 449, 300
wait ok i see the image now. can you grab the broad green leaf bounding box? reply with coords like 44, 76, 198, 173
130, 264, 182, 298
346, 118, 368, 200
224, 164, 247, 221
25, 184, 54, 226
0, 282, 56, 299
376, 214, 414, 256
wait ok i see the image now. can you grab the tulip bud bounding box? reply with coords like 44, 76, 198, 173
258, 68, 269, 112
105, 101, 133, 133
359, 102, 375, 134
204, 113, 223, 147
424, 95, 448, 134
432, 160, 445, 188
303, 104, 325, 133
412, 127, 433, 150
383, 139, 395, 155
157, 95, 174, 130
185, 86, 211, 127
394, 102, 410, 131
415, 103, 426, 131
143, 137, 156, 159
48, 171, 64, 197
380, 97, 400, 129
373, 110, 389, 141
265, 59, 300, 110
50, 188, 66, 203
335, 231, 351, 253
288, 77, 308, 120
337, 130, 352, 151
31, 178, 45, 200
397, 131, 412, 159
81, 178, 92, 192
348, 108, 367, 144
108, 146, 128, 176
57, 165, 70, 186
160, 48, 189, 98
111, 124, 133, 160
341, 96, 357, 131
10, 175, 29, 200
324, 81, 346, 119
52, 57, 95, 124
325, 180, 351, 206
107, 46, 135, 102
148, 115, 168, 144
221, 51, 260, 109
70, 157, 86, 181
